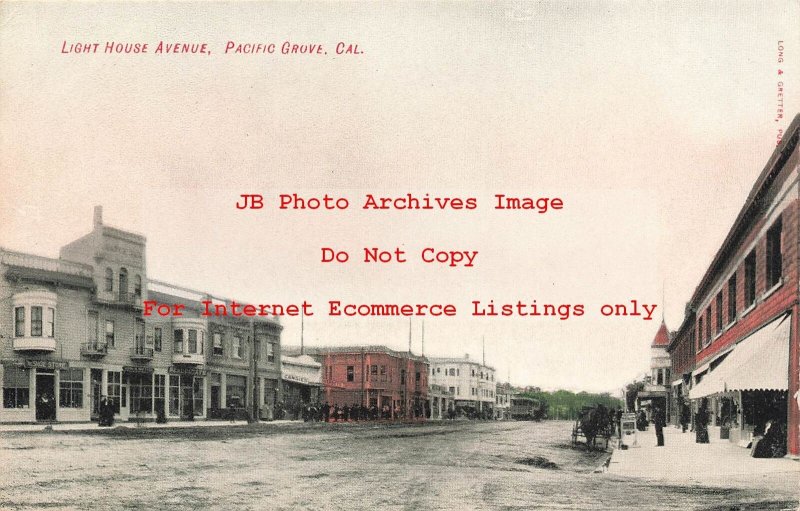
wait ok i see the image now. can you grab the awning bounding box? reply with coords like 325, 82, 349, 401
689, 314, 790, 399
671, 379, 683, 387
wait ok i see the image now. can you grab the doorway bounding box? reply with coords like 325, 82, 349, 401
90, 368, 102, 419
35, 372, 56, 422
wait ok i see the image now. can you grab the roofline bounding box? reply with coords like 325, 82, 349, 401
688, 113, 800, 308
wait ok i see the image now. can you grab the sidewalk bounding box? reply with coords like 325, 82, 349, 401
0, 419, 302, 433
606, 425, 800, 495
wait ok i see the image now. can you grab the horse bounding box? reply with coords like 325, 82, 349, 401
579, 404, 611, 451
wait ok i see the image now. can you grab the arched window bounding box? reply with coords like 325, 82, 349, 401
119, 268, 128, 299
104, 268, 113, 292
134, 275, 142, 297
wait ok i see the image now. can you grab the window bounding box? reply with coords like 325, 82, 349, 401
728, 274, 737, 323
213, 333, 223, 356
105, 320, 115, 347
174, 329, 184, 354
46, 308, 55, 337
715, 292, 723, 334
233, 336, 243, 359
266, 342, 275, 363
59, 368, 84, 408
471, 369, 475, 376
697, 318, 703, 351
105, 268, 113, 292
154, 374, 166, 415
30, 306, 43, 337
704, 307, 711, 344
448, 368, 455, 376
415, 371, 421, 382
371, 365, 378, 377
154, 327, 162, 352
346, 366, 354, 382
128, 373, 152, 413
118, 268, 128, 297
14, 307, 24, 337
449, 386, 455, 394
745, 249, 756, 307
134, 275, 142, 297
766, 217, 782, 288
400, 369, 406, 385
380, 365, 386, 382
107, 371, 121, 414
87, 311, 99, 347
188, 329, 198, 354
135, 318, 145, 349
3, 367, 29, 408
226, 375, 246, 408
169, 375, 180, 416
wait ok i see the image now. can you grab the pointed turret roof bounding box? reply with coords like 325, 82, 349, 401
651, 320, 671, 347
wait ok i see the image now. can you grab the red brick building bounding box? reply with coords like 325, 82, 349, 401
668, 114, 800, 456
289, 346, 428, 419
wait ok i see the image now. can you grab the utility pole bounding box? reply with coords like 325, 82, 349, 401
300, 309, 305, 355
421, 320, 424, 356
408, 317, 412, 354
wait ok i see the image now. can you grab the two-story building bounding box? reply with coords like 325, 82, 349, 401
429, 354, 495, 418
289, 345, 429, 419
670, 115, 800, 455
1, 206, 283, 423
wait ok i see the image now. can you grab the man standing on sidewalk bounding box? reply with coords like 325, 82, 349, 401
654, 405, 665, 447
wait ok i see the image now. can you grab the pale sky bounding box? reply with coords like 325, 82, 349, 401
1, 1, 798, 394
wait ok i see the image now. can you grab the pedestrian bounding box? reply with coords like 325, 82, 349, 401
322, 401, 330, 422
680, 402, 690, 433
615, 408, 623, 437
654, 406, 665, 447
695, 398, 710, 444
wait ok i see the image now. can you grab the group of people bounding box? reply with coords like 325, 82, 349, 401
97, 396, 115, 427
301, 402, 428, 422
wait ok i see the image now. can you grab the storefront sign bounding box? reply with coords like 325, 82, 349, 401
621, 413, 637, 436
168, 366, 208, 376
23, 359, 69, 370
123, 365, 154, 374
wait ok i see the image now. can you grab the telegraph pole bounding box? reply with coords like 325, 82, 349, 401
300, 310, 305, 355
249, 333, 259, 423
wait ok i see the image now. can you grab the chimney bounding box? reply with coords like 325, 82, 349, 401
93, 206, 103, 228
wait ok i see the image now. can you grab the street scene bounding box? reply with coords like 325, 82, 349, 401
2, 420, 798, 511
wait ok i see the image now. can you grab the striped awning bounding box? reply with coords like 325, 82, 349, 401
689, 313, 790, 399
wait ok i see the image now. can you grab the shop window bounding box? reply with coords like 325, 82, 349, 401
59, 368, 84, 408
192, 378, 204, 417
105, 320, 115, 348
728, 274, 737, 323
766, 217, 782, 288
226, 375, 246, 408
107, 371, 121, 414
3, 367, 30, 408
169, 375, 180, 416
128, 373, 152, 413
154, 327, 162, 352
715, 292, 723, 334
105, 268, 113, 292
213, 333, 223, 356
30, 306, 43, 337
174, 329, 184, 353
14, 307, 25, 337
154, 374, 166, 415
745, 249, 756, 306
346, 366, 354, 382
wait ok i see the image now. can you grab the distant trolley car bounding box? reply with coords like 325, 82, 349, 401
510, 396, 541, 420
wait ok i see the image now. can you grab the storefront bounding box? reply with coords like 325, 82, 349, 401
689, 313, 790, 449
281, 354, 322, 419
168, 366, 206, 419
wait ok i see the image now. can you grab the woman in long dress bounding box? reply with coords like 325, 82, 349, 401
695, 398, 710, 443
